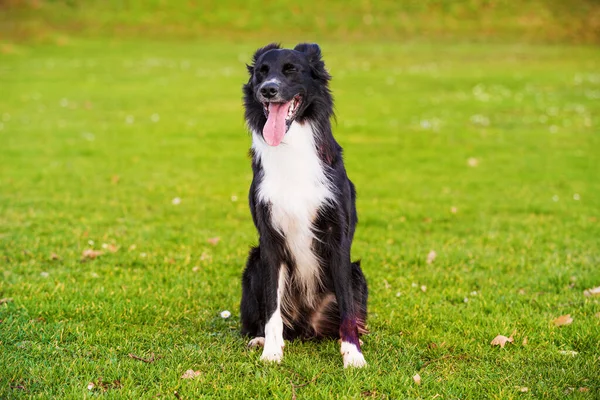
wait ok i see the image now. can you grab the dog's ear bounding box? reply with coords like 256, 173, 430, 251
246, 43, 281, 75
294, 43, 330, 82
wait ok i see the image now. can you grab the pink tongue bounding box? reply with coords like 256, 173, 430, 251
263, 101, 291, 146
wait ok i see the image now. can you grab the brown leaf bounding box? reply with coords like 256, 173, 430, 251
207, 237, 220, 246
102, 243, 119, 253
579, 387, 589, 392
181, 369, 201, 379
413, 373, 421, 385
50, 253, 60, 260
82, 249, 103, 259
552, 314, 573, 327
490, 334, 514, 348
0, 298, 13, 305
583, 286, 600, 297
426, 250, 437, 264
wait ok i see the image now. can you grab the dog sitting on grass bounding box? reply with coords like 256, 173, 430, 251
240, 43, 368, 368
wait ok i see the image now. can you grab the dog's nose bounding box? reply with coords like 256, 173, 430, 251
260, 82, 279, 99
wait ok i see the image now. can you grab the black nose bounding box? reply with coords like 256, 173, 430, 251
260, 82, 279, 99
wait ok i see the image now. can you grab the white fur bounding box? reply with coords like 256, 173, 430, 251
260, 268, 286, 363
340, 341, 367, 368
252, 122, 335, 309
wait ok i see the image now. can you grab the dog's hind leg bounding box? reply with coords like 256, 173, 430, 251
241, 247, 265, 343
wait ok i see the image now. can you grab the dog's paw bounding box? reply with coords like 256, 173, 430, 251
260, 348, 283, 363
247, 337, 265, 348
341, 341, 367, 368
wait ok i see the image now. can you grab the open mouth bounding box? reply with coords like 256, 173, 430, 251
262, 94, 302, 127
261, 95, 303, 147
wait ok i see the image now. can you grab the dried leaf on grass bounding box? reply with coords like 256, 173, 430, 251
207, 237, 220, 246
50, 253, 60, 260
583, 286, 600, 297
82, 249, 103, 259
87, 378, 122, 392
552, 314, 573, 327
558, 350, 578, 356
413, 373, 421, 385
0, 298, 13, 305
426, 250, 437, 264
102, 243, 119, 253
490, 331, 515, 349
181, 369, 201, 379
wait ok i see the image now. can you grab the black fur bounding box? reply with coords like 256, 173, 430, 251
240, 43, 368, 351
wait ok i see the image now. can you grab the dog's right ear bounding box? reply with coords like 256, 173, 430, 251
246, 43, 281, 75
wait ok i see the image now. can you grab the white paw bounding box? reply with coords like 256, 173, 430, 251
341, 341, 367, 368
260, 348, 283, 363
247, 337, 265, 348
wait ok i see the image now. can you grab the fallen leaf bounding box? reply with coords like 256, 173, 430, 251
522, 337, 528, 346
207, 237, 220, 246
82, 249, 103, 259
181, 369, 201, 379
0, 298, 13, 305
111, 175, 120, 184
519, 387, 528, 392
552, 314, 573, 327
579, 387, 589, 392
50, 253, 60, 260
490, 334, 514, 348
426, 250, 437, 264
102, 243, 119, 253
413, 373, 421, 385
558, 350, 578, 356
583, 286, 600, 297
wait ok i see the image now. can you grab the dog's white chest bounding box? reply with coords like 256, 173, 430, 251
252, 122, 334, 298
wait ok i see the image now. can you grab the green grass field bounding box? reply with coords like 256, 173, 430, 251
1, 38, 599, 398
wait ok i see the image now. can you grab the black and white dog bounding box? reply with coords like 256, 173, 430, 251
240, 43, 368, 368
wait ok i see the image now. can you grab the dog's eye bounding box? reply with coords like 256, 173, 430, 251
283, 64, 297, 74
259, 65, 269, 74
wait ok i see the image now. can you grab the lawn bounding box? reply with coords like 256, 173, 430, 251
1, 39, 599, 398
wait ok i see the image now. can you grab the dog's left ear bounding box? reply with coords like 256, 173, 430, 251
294, 43, 331, 82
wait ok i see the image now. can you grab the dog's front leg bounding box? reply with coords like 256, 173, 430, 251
259, 246, 286, 363
331, 243, 367, 368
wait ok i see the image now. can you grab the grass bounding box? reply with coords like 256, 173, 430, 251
1, 39, 599, 398
2, 0, 600, 44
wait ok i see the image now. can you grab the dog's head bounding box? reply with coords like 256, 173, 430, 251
243, 43, 332, 146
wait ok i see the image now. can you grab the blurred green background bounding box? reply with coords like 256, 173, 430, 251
1, 0, 599, 44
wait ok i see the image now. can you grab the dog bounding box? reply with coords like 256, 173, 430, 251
240, 43, 368, 368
